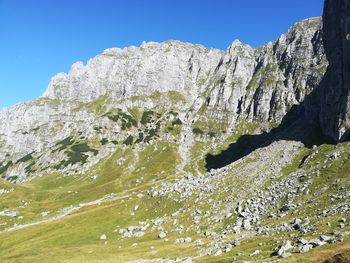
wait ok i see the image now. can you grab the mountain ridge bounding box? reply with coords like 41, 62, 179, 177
0, 16, 327, 183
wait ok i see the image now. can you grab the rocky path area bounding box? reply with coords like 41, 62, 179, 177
0, 193, 125, 235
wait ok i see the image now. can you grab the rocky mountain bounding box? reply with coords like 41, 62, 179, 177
1, 1, 350, 262
0, 17, 326, 183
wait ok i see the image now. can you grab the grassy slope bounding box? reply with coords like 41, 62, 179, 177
1, 122, 350, 262
0, 140, 184, 262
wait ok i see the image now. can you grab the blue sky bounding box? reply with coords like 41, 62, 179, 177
0, 0, 324, 110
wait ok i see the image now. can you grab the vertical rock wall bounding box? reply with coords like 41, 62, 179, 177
320, 0, 350, 141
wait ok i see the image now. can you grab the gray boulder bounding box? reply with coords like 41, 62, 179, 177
298, 244, 313, 254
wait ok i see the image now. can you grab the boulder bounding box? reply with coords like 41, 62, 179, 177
277, 240, 294, 258
298, 244, 313, 254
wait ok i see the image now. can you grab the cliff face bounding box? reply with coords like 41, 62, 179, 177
0, 17, 327, 182
320, 0, 350, 141
205, 18, 326, 125
42, 41, 224, 103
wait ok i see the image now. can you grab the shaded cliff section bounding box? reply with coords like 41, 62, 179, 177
320, 0, 350, 142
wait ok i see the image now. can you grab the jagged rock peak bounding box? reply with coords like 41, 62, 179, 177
205, 16, 326, 124
42, 17, 323, 106
42, 40, 225, 103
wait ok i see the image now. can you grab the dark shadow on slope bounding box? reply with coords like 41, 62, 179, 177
205, 93, 335, 171
205, 132, 271, 171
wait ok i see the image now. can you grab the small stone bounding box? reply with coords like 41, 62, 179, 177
158, 232, 167, 239
204, 231, 211, 237
277, 240, 294, 258
175, 237, 184, 243
280, 252, 292, 258
233, 240, 241, 246
214, 249, 222, 256
297, 237, 308, 245
292, 218, 303, 230
309, 239, 326, 247
127, 226, 135, 232
225, 244, 233, 253
280, 205, 291, 212
300, 228, 308, 234
134, 231, 144, 238
320, 235, 332, 243
41, 211, 50, 217
243, 219, 252, 230
250, 250, 261, 256
100, 234, 107, 240
225, 212, 233, 218
184, 237, 192, 243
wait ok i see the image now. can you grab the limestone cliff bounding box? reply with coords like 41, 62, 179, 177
205, 18, 326, 125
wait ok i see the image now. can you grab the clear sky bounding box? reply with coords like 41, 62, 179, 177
0, 0, 324, 110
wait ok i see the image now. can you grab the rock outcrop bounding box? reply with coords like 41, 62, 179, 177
319, 0, 350, 141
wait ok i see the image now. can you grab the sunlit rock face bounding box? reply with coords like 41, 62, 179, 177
42, 41, 224, 103
206, 18, 326, 124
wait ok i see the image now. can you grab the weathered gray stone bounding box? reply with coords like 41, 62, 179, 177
158, 232, 167, 239
298, 244, 313, 254
250, 250, 261, 256
277, 240, 294, 258
309, 238, 326, 247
